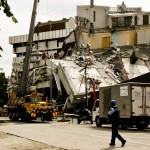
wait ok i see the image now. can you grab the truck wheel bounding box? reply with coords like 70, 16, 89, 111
12, 116, 19, 121
119, 122, 127, 129
96, 118, 102, 127
21, 116, 27, 122
135, 123, 146, 130
136, 124, 145, 130
77, 118, 81, 124
46, 115, 52, 121
21, 114, 29, 122
41, 115, 46, 121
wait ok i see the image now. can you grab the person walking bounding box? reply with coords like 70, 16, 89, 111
108, 99, 126, 147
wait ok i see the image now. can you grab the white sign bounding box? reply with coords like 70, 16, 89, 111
30, 86, 37, 90
120, 86, 128, 96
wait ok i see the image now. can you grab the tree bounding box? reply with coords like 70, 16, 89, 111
0, 46, 2, 57
0, 0, 18, 54
0, 1, 17, 103
0, 72, 8, 106
0, 0, 17, 23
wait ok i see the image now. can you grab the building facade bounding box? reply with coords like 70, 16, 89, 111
9, 17, 75, 64
76, 2, 150, 49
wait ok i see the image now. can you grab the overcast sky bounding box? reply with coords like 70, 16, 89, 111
0, 0, 149, 77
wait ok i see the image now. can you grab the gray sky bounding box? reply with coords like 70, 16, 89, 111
0, 0, 149, 77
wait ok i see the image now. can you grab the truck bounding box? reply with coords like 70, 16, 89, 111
94, 82, 150, 130
0, 0, 63, 121
1, 89, 57, 121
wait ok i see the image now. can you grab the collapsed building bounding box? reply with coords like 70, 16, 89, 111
7, 2, 150, 112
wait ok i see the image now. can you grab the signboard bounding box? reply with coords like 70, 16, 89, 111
30, 86, 37, 90
120, 86, 128, 96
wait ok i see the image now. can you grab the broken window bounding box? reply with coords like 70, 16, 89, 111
112, 16, 132, 27
124, 16, 132, 27
112, 18, 118, 27
143, 15, 149, 25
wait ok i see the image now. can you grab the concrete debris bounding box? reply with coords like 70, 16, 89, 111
7, 44, 150, 111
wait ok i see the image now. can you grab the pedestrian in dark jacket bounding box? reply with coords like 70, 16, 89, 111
108, 99, 126, 147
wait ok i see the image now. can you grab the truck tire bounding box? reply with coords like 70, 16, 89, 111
41, 115, 46, 121
119, 121, 127, 129
135, 122, 148, 130
136, 124, 145, 130
95, 117, 102, 127
46, 115, 52, 121
21, 113, 30, 122
9, 116, 19, 121
135, 120, 149, 130
77, 118, 81, 124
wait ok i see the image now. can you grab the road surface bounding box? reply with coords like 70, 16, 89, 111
0, 117, 150, 150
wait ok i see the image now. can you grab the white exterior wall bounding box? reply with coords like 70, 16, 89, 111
77, 6, 89, 20
78, 32, 89, 47
58, 42, 63, 48
132, 16, 135, 26
15, 47, 26, 53
37, 42, 46, 50
137, 30, 150, 44
65, 17, 76, 29
9, 29, 74, 44
48, 40, 57, 49
9, 35, 28, 44
77, 5, 109, 29
108, 17, 112, 28
93, 6, 108, 29
13, 56, 24, 63
137, 14, 143, 25
10, 28, 74, 64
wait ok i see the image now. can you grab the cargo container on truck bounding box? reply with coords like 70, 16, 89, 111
94, 82, 150, 130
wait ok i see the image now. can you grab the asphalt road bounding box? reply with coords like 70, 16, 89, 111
0, 117, 150, 150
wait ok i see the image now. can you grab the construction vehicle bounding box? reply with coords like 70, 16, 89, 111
0, 0, 62, 121
94, 82, 150, 130
1, 89, 55, 121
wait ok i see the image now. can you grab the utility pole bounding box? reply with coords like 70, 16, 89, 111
80, 44, 89, 108
84, 57, 88, 108
50, 50, 53, 101
50, 22, 53, 101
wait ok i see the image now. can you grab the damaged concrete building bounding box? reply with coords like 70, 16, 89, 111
7, 2, 150, 111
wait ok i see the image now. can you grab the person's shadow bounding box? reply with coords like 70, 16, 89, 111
101, 146, 121, 150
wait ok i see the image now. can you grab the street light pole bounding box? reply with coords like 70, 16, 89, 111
50, 49, 53, 101
84, 58, 88, 108
49, 21, 53, 101
80, 44, 88, 108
